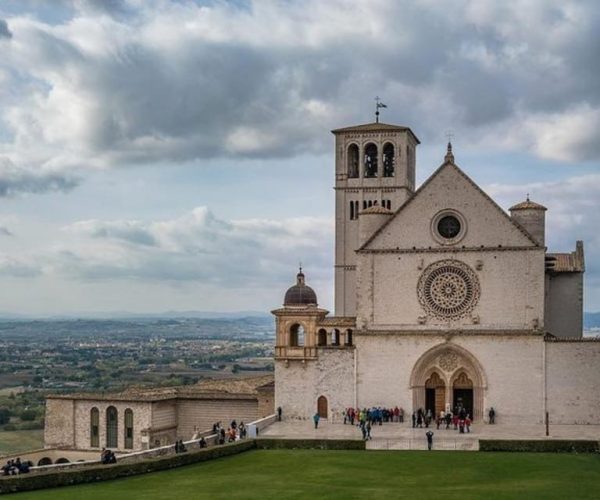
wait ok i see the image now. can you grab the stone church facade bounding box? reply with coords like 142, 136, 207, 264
274, 121, 600, 425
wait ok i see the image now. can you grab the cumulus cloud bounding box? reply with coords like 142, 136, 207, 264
0, 0, 599, 176
57, 206, 333, 286
0, 157, 79, 197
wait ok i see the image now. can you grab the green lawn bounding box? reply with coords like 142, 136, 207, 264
6, 449, 600, 499
0, 430, 44, 456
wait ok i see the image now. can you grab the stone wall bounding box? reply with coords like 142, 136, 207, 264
357, 249, 545, 331
546, 340, 600, 424
72, 400, 152, 452
44, 398, 75, 448
176, 398, 259, 439
274, 348, 355, 419
545, 272, 584, 338
355, 334, 545, 424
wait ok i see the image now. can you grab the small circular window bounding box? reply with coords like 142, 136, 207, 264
437, 215, 461, 239
431, 210, 466, 245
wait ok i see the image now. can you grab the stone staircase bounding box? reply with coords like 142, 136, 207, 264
366, 437, 479, 451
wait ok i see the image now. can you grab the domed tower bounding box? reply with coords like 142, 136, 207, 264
509, 196, 547, 247
272, 268, 328, 362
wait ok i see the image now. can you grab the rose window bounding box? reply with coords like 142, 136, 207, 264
417, 260, 480, 319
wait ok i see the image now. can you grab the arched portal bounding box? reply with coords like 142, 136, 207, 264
317, 395, 328, 418
410, 344, 486, 420
37, 457, 52, 466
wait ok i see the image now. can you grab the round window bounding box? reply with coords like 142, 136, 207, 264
437, 215, 461, 239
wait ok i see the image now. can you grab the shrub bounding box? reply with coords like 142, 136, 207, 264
20, 409, 37, 421
479, 440, 600, 453
0, 408, 10, 425
257, 439, 366, 451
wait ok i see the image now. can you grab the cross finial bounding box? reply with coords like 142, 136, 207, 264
444, 129, 455, 163
374, 96, 387, 123
299, 261, 303, 273
526, 193, 530, 202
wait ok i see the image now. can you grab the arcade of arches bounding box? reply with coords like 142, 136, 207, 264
411, 345, 485, 420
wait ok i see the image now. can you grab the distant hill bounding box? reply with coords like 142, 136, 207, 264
0, 310, 270, 321
584, 312, 600, 329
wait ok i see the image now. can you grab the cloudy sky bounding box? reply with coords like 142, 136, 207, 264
0, 0, 598, 316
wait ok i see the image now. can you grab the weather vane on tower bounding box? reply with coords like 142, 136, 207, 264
375, 96, 387, 123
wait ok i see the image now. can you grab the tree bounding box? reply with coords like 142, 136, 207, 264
0, 408, 11, 425
20, 409, 37, 421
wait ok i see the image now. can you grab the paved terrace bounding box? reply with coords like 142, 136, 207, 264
261, 420, 600, 451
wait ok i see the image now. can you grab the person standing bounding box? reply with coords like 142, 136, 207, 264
313, 412, 320, 429
489, 407, 496, 424
426, 430, 434, 450
277, 406, 282, 422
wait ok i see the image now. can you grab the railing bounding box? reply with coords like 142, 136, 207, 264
17, 414, 278, 474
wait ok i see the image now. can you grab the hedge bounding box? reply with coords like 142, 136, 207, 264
479, 439, 600, 453
257, 439, 366, 451
0, 440, 256, 495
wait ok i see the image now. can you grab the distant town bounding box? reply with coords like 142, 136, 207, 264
0, 316, 274, 453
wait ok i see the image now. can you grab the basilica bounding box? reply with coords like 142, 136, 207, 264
273, 121, 599, 425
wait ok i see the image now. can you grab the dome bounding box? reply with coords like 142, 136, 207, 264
509, 195, 547, 211
284, 268, 318, 306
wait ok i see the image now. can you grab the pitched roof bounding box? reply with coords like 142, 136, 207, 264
546, 241, 585, 273
331, 122, 420, 143
358, 159, 540, 251
47, 375, 274, 402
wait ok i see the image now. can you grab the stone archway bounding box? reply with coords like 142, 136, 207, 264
425, 372, 446, 417
410, 343, 486, 420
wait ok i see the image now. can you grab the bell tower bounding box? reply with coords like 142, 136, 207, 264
331, 121, 420, 316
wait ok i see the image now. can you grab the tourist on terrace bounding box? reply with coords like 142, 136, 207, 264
219, 428, 226, 444
489, 407, 496, 424
465, 414, 472, 433
277, 406, 282, 421
199, 437, 207, 448
313, 412, 320, 429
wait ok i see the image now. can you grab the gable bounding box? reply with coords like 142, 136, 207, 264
362, 162, 538, 251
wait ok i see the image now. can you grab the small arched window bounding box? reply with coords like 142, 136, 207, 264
290, 324, 305, 347
345, 329, 353, 346
124, 408, 134, 449
364, 143, 378, 177
106, 406, 118, 448
347, 144, 359, 178
317, 329, 327, 346
332, 329, 340, 346
383, 143, 395, 177
90, 407, 99, 448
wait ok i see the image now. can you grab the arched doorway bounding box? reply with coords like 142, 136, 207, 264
410, 344, 486, 421
317, 396, 328, 419
425, 372, 446, 417
452, 372, 474, 418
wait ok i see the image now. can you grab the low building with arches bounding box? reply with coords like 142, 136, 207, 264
44, 375, 274, 453
273, 119, 600, 426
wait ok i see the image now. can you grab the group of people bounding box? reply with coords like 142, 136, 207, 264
2, 458, 31, 475
212, 420, 247, 445
100, 448, 117, 464
412, 407, 472, 433
343, 406, 405, 426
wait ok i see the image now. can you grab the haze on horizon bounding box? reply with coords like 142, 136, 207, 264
0, 0, 598, 316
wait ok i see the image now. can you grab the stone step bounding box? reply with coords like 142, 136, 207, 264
366, 438, 479, 451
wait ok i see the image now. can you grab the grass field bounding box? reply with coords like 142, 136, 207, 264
0, 430, 44, 456
6, 449, 600, 499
